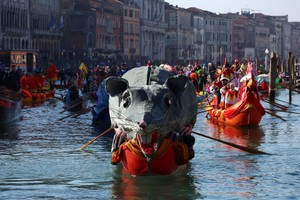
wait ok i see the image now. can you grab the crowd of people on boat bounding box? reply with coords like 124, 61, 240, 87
1, 56, 271, 113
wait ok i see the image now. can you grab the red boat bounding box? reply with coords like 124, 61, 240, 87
206, 75, 265, 126
111, 135, 191, 176
22, 89, 55, 105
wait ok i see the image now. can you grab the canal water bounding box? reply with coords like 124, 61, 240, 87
0, 88, 300, 199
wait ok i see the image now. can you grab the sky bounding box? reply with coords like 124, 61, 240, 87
166, 0, 300, 22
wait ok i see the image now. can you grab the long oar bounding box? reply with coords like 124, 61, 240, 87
275, 98, 299, 107
57, 107, 89, 121
192, 131, 270, 155
198, 108, 213, 114
72, 107, 92, 118
265, 110, 287, 121
53, 95, 64, 101
79, 127, 114, 150
59, 100, 83, 114
265, 108, 300, 115
262, 99, 288, 110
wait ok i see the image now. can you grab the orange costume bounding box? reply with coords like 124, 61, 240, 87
20, 75, 30, 89
28, 75, 39, 91
37, 75, 46, 89
47, 64, 58, 81
221, 68, 234, 81
225, 88, 238, 108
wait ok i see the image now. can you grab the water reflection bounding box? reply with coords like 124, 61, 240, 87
205, 120, 265, 152
0, 123, 20, 140
111, 164, 202, 200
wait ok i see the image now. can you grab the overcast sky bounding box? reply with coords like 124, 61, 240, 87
166, 0, 300, 22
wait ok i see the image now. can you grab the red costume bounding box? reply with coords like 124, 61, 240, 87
47, 64, 58, 81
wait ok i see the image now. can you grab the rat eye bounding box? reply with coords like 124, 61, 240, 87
163, 95, 172, 108
122, 91, 131, 108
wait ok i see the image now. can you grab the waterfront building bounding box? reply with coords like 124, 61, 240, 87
165, 3, 194, 64
136, 0, 167, 63
0, 0, 62, 67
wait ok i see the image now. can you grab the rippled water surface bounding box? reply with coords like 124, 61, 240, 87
1, 89, 300, 199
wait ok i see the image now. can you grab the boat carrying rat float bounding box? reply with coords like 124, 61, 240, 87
105, 65, 198, 176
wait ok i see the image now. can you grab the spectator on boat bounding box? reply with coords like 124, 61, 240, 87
79, 62, 88, 80
3, 65, 21, 92
185, 64, 192, 78
58, 68, 67, 86
232, 70, 242, 88
47, 62, 58, 90
189, 70, 198, 92
196, 66, 204, 92
219, 76, 230, 109
163, 64, 178, 74
225, 83, 238, 108
118, 63, 127, 77
221, 62, 234, 81
92, 77, 110, 123
28, 73, 40, 92
37, 70, 46, 91
65, 85, 80, 106
16, 66, 23, 76
208, 63, 216, 82
209, 86, 219, 109
20, 73, 31, 89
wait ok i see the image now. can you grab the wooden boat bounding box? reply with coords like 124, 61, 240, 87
63, 86, 90, 112
206, 76, 265, 126
0, 87, 22, 124
64, 97, 85, 112
22, 89, 55, 105
112, 136, 190, 176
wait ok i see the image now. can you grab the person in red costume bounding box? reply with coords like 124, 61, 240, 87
37, 70, 46, 91
225, 83, 238, 108
20, 73, 32, 98
47, 62, 58, 90
28, 73, 39, 92
221, 62, 234, 81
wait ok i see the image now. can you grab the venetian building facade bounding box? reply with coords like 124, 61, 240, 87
89, 0, 121, 65
165, 4, 194, 64
191, 14, 205, 64
60, 0, 96, 68
0, 0, 61, 66
190, 8, 232, 64
30, 0, 61, 66
120, 0, 140, 64
290, 22, 300, 60
0, 0, 29, 50
136, 0, 167, 63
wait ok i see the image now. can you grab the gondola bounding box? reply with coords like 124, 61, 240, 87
206, 75, 265, 126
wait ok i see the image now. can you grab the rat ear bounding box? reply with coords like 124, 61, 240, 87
166, 75, 189, 94
106, 77, 129, 96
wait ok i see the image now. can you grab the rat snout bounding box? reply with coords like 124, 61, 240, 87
138, 120, 147, 129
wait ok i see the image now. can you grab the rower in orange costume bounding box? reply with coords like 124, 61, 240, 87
47, 62, 58, 90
